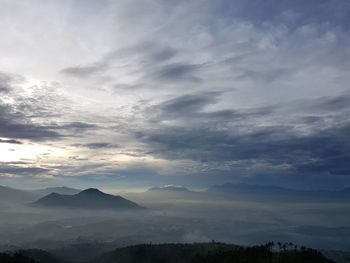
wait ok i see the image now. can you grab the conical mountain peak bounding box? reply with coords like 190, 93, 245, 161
78, 188, 104, 195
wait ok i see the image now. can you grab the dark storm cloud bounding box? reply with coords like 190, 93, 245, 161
0, 72, 13, 91
0, 120, 61, 141
60, 62, 108, 77
160, 93, 218, 114
1, 0, 349, 191
0, 87, 9, 93
73, 142, 119, 149
58, 162, 162, 185
153, 63, 202, 82
0, 72, 99, 141
139, 123, 350, 177
0, 100, 97, 141
60, 42, 180, 79
292, 124, 350, 175
134, 92, 350, 179
0, 74, 11, 93
138, 125, 291, 162
0, 104, 61, 140
150, 47, 178, 63
0, 71, 25, 93
236, 68, 296, 84
151, 92, 274, 123
203, 107, 273, 120
216, 0, 350, 29
129, 42, 179, 63
0, 138, 22, 144
311, 94, 350, 112
58, 122, 97, 131
0, 164, 49, 176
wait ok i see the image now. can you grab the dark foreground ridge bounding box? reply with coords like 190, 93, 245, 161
0, 242, 335, 263
31, 188, 143, 210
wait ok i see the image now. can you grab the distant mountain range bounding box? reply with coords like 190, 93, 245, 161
207, 183, 299, 196
0, 185, 82, 204
207, 183, 350, 202
208, 183, 350, 194
0, 185, 39, 203
140, 183, 350, 202
208, 183, 291, 192
32, 188, 143, 210
2, 183, 350, 205
32, 186, 81, 196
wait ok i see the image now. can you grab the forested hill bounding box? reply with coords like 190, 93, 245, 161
0, 243, 336, 263
93, 243, 334, 263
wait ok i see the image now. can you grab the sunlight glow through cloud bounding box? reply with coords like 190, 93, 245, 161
0, 0, 349, 190
0, 139, 62, 162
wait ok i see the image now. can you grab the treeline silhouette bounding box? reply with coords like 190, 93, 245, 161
0, 252, 38, 263
192, 242, 333, 263
0, 242, 335, 263
94, 242, 334, 263
0, 249, 62, 263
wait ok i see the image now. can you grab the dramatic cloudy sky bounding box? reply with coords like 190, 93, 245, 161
0, 0, 350, 190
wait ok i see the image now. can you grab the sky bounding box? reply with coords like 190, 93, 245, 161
0, 0, 350, 190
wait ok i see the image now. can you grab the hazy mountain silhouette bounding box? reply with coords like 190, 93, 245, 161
208, 183, 294, 194
0, 185, 39, 203
207, 183, 350, 202
32, 188, 143, 210
33, 186, 81, 196
121, 183, 350, 203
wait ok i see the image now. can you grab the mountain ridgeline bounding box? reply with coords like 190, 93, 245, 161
32, 188, 143, 210
32, 186, 81, 196
0, 185, 39, 203
1, 183, 350, 205
0, 185, 83, 204
206, 183, 350, 202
